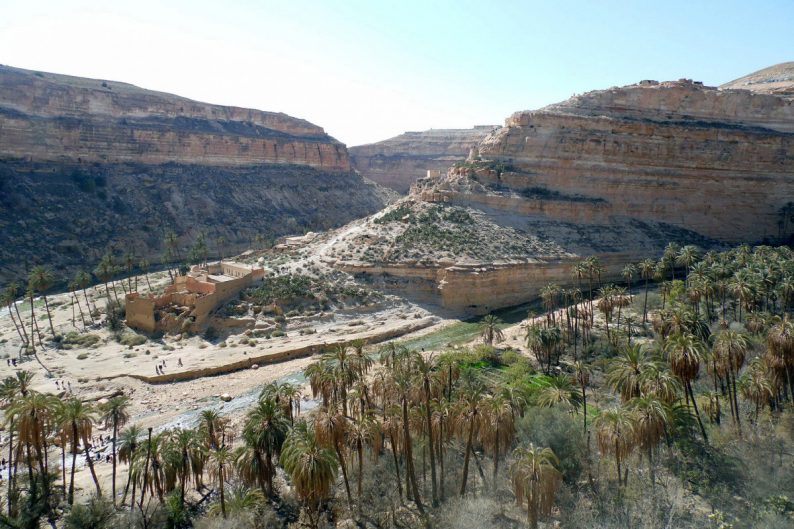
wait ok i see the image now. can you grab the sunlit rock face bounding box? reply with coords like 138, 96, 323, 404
322, 74, 794, 314
0, 65, 388, 283
349, 126, 499, 194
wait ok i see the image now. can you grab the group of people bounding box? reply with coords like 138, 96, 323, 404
155, 357, 183, 375
55, 379, 73, 393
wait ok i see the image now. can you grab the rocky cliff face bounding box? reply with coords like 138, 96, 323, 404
475, 78, 794, 244
349, 126, 498, 193
0, 66, 388, 284
315, 75, 794, 314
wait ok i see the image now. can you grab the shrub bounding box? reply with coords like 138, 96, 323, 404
62, 332, 101, 349
515, 406, 585, 483
118, 333, 147, 347
76, 353, 89, 360
271, 329, 285, 338
64, 497, 117, 529
203, 326, 218, 342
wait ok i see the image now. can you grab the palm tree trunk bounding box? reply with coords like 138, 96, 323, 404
492, 423, 500, 485
139, 428, 152, 510
84, 441, 102, 496
402, 397, 424, 514
730, 368, 742, 435
42, 295, 56, 339
7, 423, 14, 516
69, 424, 78, 504
687, 381, 708, 443
6, 301, 26, 344
219, 465, 226, 518
357, 439, 363, 500
423, 381, 438, 506
83, 288, 95, 324
460, 418, 474, 496
335, 444, 353, 509
74, 291, 87, 329
388, 431, 403, 501
61, 442, 66, 498
112, 422, 118, 504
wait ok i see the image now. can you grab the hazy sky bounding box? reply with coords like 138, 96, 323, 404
3, 0, 793, 146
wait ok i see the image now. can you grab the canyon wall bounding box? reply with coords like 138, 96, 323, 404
476, 79, 794, 244
338, 74, 794, 314
349, 126, 498, 193
0, 65, 387, 284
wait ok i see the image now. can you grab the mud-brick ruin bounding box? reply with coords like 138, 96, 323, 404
126, 261, 265, 334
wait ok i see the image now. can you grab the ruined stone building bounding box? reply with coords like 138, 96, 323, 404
126, 261, 265, 334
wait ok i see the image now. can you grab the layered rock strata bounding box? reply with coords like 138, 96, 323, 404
0, 65, 388, 283
349, 126, 499, 193
320, 75, 794, 314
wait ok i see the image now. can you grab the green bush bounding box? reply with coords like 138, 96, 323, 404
64, 497, 116, 529
515, 406, 586, 483
62, 332, 101, 349
118, 333, 146, 347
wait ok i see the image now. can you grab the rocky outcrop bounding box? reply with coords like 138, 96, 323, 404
349, 126, 498, 193
320, 73, 794, 314
475, 78, 794, 244
721, 62, 794, 98
0, 66, 388, 284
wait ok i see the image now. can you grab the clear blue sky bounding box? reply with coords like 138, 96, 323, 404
3, 0, 793, 145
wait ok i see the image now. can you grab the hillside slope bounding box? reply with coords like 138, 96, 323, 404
0, 65, 388, 283
312, 75, 794, 314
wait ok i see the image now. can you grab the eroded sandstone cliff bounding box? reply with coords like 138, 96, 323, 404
349, 126, 498, 193
314, 75, 794, 314
0, 65, 388, 284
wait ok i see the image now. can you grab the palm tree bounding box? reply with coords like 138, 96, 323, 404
676, 245, 700, 284
99, 395, 130, 504
510, 444, 562, 529
453, 380, 483, 496
637, 259, 656, 323
94, 253, 118, 304
118, 424, 142, 507
569, 361, 592, 434
606, 343, 656, 402
313, 408, 353, 508
480, 395, 515, 484
712, 330, 751, 430
76, 270, 96, 324
207, 444, 233, 518
12, 389, 59, 512
621, 263, 637, 299
139, 259, 153, 292
593, 407, 635, 486
29, 265, 57, 339
414, 353, 439, 505
0, 373, 27, 516
665, 333, 708, 442
57, 397, 101, 503
536, 375, 582, 410
280, 421, 339, 529
627, 396, 668, 486
208, 484, 266, 518
479, 314, 504, 346
164, 428, 203, 509
739, 358, 775, 421
239, 397, 290, 496
2, 283, 28, 346
767, 315, 794, 403
346, 414, 379, 501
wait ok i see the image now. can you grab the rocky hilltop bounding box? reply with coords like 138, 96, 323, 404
721, 62, 794, 98
307, 75, 794, 314
0, 65, 389, 284
349, 126, 498, 193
